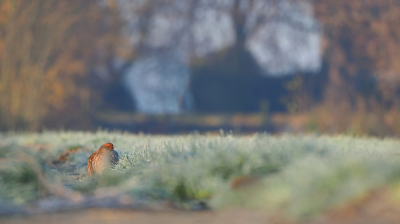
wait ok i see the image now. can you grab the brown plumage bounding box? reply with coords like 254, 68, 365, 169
87, 143, 119, 176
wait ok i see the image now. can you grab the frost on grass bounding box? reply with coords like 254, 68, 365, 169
1, 131, 400, 218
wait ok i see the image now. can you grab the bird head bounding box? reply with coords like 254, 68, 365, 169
102, 143, 116, 150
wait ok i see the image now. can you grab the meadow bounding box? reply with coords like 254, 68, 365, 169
1, 131, 400, 222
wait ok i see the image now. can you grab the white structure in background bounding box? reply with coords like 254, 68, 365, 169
117, 0, 236, 57
116, 0, 321, 114
245, 0, 321, 75
123, 53, 190, 114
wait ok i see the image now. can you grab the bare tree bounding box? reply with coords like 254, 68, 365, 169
0, 0, 120, 130
117, 0, 320, 72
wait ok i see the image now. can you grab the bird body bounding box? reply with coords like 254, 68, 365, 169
87, 143, 119, 176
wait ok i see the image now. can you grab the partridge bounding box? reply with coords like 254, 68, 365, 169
87, 143, 119, 176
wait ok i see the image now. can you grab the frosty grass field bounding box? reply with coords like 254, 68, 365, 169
1, 131, 400, 219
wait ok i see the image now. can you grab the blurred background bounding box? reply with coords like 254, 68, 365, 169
1, 0, 400, 136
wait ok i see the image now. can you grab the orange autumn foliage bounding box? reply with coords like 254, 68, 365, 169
0, 0, 120, 130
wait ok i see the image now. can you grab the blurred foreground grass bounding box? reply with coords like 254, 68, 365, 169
1, 131, 400, 220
